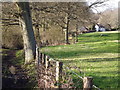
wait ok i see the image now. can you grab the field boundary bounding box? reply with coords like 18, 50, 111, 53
35, 46, 101, 89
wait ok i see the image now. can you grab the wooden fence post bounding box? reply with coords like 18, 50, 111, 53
56, 61, 63, 88
43, 54, 46, 64
45, 55, 49, 69
41, 53, 45, 64
83, 77, 93, 90
39, 53, 42, 64
44, 55, 48, 88
41, 53, 43, 63
35, 46, 39, 66
56, 61, 59, 81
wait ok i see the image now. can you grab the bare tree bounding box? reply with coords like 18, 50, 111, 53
31, 2, 91, 44
98, 8, 118, 29
49, 2, 91, 44
16, 2, 36, 64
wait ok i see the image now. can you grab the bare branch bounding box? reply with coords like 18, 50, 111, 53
88, 0, 109, 8
0, 18, 19, 22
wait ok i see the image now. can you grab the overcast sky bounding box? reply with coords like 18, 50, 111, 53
86, 0, 120, 13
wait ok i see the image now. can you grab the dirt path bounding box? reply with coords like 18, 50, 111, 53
2, 49, 29, 89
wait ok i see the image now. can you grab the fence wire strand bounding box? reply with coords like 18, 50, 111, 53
64, 65, 101, 90
36, 48, 101, 89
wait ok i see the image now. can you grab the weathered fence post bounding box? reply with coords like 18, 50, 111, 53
45, 55, 49, 69
83, 77, 93, 90
41, 53, 45, 64
35, 46, 39, 66
56, 61, 63, 88
39, 53, 42, 64
37, 52, 64, 88
43, 54, 46, 64
44, 55, 48, 88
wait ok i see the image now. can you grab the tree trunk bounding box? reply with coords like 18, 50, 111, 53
36, 25, 41, 47
75, 23, 79, 42
64, 16, 70, 44
17, 2, 36, 64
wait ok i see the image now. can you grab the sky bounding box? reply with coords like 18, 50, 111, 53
86, 0, 120, 13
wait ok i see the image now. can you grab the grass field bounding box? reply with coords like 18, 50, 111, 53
41, 31, 120, 89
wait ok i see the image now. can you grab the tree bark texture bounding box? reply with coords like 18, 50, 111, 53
75, 23, 79, 42
64, 16, 70, 44
17, 2, 36, 64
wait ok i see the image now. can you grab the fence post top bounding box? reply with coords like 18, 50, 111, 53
83, 77, 93, 79
36, 44, 38, 48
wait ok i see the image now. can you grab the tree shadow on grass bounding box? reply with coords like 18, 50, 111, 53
62, 57, 119, 64
46, 48, 119, 59
91, 75, 119, 89
62, 57, 119, 88
65, 64, 119, 89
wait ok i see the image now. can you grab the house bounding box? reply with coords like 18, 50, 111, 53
95, 24, 106, 32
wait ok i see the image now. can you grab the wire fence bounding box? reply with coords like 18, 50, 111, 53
35, 46, 101, 89
64, 66, 101, 90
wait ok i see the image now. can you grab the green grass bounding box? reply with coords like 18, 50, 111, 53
41, 31, 119, 89
2, 49, 24, 75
